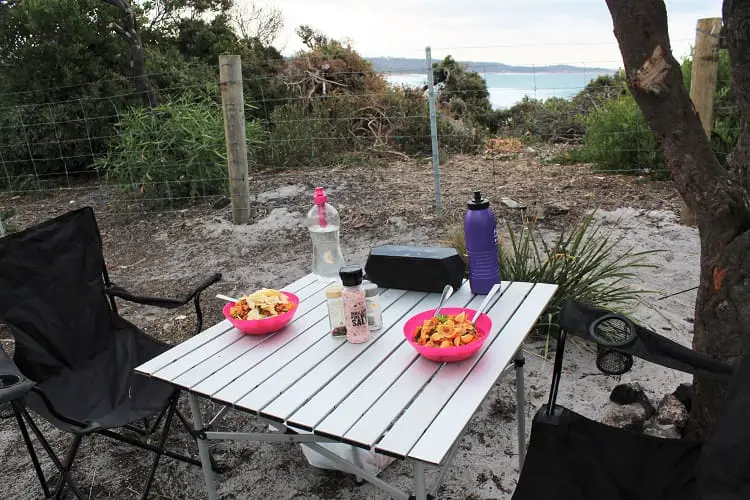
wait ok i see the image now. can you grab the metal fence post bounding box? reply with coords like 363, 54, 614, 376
425, 46, 442, 215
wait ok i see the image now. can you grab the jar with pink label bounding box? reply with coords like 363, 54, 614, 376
339, 265, 369, 343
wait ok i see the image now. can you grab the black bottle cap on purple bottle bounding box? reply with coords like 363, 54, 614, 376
339, 265, 364, 286
467, 190, 490, 210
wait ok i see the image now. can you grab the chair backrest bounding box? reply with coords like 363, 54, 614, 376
546, 300, 733, 415
0, 207, 114, 382
558, 300, 733, 381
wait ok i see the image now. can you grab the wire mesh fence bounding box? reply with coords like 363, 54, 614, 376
0, 36, 731, 227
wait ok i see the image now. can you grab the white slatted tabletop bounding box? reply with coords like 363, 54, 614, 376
136, 275, 556, 468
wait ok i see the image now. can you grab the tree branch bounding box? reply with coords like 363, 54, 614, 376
101, 0, 128, 11
605, 0, 750, 242
100, 0, 157, 108
108, 22, 132, 42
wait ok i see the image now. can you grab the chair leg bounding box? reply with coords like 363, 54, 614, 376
53, 434, 83, 500
97, 428, 203, 467
11, 401, 50, 498
145, 406, 167, 435
175, 406, 195, 435
139, 398, 177, 500
124, 409, 165, 436
514, 350, 527, 469
19, 408, 86, 499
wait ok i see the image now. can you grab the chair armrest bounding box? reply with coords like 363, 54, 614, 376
0, 351, 94, 432
105, 272, 222, 309
0, 345, 37, 406
106, 272, 222, 335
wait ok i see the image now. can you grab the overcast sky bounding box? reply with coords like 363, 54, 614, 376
250, 0, 723, 69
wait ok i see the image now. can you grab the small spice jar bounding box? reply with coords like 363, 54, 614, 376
325, 285, 347, 337
339, 265, 369, 344
363, 282, 382, 331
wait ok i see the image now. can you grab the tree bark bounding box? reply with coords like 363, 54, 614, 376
724, 0, 750, 192
604, 0, 750, 438
102, 0, 157, 108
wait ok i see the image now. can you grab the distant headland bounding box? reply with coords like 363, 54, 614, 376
367, 57, 615, 74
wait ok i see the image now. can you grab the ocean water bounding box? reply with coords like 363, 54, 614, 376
386, 71, 614, 109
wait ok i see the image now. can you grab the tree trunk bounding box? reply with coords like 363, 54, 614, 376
604, 0, 750, 438
724, 0, 750, 192
102, 0, 157, 108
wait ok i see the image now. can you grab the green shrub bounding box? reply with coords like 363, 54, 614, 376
261, 85, 483, 169
95, 98, 263, 206
262, 99, 360, 168
446, 213, 659, 333
499, 96, 585, 143
557, 53, 735, 175
572, 94, 665, 175
385, 85, 483, 155
380, 86, 432, 155
0, 0, 137, 188
570, 71, 628, 110
433, 56, 493, 127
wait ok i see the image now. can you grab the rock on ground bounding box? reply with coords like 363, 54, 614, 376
610, 382, 649, 405
672, 383, 693, 413
602, 403, 651, 432
656, 394, 689, 430
643, 423, 682, 440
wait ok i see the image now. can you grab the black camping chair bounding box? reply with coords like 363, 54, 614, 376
0, 207, 222, 499
1, 344, 83, 499
512, 299, 750, 500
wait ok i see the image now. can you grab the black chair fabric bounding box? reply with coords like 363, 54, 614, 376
0, 207, 174, 433
514, 406, 702, 500
0, 207, 115, 381
22, 321, 173, 432
0, 345, 36, 405
0, 207, 220, 499
513, 299, 747, 500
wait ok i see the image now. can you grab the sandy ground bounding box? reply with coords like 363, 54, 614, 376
0, 154, 698, 499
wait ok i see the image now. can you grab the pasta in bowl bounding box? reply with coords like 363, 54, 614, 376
223, 288, 300, 335
403, 307, 492, 362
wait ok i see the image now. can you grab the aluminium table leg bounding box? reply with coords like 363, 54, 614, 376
414, 461, 427, 500
514, 349, 526, 469
351, 447, 365, 484
188, 394, 218, 500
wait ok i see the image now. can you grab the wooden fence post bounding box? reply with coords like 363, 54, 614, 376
680, 17, 722, 226
219, 55, 250, 225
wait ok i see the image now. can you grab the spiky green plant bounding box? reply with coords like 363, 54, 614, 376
446, 212, 660, 335
95, 97, 264, 207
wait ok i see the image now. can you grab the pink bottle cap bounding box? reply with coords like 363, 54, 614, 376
314, 187, 328, 205
314, 187, 328, 228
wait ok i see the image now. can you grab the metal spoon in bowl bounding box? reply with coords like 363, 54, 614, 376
434, 284, 454, 317
472, 283, 502, 323
216, 294, 239, 303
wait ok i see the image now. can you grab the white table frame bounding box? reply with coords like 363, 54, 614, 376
136, 274, 557, 500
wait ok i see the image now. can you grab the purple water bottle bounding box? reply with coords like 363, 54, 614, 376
464, 190, 501, 294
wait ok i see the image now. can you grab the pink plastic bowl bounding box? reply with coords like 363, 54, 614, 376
222, 291, 300, 335
403, 307, 493, 363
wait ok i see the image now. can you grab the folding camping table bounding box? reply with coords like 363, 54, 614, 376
136, 274, 557, 500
